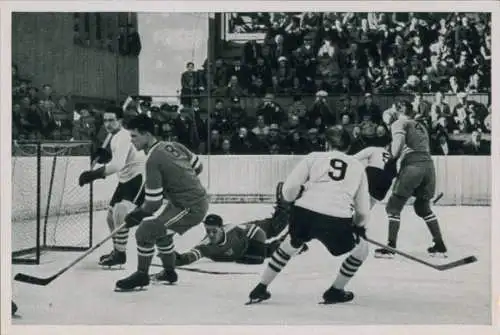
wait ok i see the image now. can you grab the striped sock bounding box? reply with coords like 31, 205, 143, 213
333, 240, 368, 289
423, 212, 443, 242
387, 214, 401, 247
260, 236, 300, 286
156, 240, 176, 269
113, 228, 129, 253
137, 244, 155, 273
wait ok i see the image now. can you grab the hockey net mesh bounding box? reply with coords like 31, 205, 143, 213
12, 141, 94, 262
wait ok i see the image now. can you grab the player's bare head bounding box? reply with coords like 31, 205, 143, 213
203, 214, 224, 243
127, 114, 156, 151
325, 125, 351, 152
398, 100, 415, 118
103, 106, 123, 133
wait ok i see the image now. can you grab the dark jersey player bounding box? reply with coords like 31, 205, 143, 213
374, 101, 447, 258
175, 214, 269, 266
115, 114, 208, 292
174, 183, 307, 267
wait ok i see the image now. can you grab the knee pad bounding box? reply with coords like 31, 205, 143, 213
385, 194, 407, 216
413, 199, 432, 218
113, 201, 136, 229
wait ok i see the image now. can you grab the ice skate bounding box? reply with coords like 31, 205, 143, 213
99, 250, 126, 268
150, 268, 178, 285
427, 239, 448, 258
99, 250, 113, 263
115, 271, 150, 292
321, 286, 354, 304
374, 246, 395, 259
246, 283, 271, 305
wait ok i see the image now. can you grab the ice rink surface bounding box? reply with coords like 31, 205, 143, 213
11, 204, 491, 325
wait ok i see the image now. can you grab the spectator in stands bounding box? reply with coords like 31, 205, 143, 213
305, 128, 325, 152
249, 77, 268, 97
357, 93, 382, 124
212, 58, 228, 90
181, 62, 203, 104
223, 75, 247, 98
208, 129, 223, 154
286, 130, 309, 154
210, 99, 232, 136
227, 58, 251, 89
252, 114, 270, 141
243, 40, 262, 66
307, 90, 336, 126
127, 24, 142, 56
288, 95, 307, 119
228, 96, 248, 130
256, 94, 286, 125
461, 130, 490, 155
231, 126, 261, 154
221, 138, 233, 155
250, 56, 272, 88
190, 98, 208, 152
72, 107, 97, 141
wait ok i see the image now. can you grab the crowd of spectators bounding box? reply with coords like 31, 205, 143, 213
182, 12, 490, 99
13, 12, 491, 157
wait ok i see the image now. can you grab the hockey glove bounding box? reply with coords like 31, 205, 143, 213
383, 158, 398, 179
124, 208, 148, 228
352, 225, 367, 244
91, 148, 112, 164
236, 240, 266, 265
78, 166, 106, 186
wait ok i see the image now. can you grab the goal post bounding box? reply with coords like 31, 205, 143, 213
12, 140, 95, 264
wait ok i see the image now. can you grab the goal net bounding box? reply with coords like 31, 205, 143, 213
12, 141, 95, 264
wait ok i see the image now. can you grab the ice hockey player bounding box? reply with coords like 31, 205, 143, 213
78, 106, 146, 268
173, 214, 268, 267
353, 125, 397, 208
115, 114, 208, 291
374, 100, 447, 258
248, 125, 371, 305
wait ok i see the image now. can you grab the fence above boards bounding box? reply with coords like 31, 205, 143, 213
11, 154, 490, 223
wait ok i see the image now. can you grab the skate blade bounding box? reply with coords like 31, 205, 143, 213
319, 299, 353, 305
429, 252, 448, 258
245, 297, 270, 305
100, 264, 125, 270
374, 253, 395, 259
114, 286, 148, 293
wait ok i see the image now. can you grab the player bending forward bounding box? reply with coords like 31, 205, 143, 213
78, 106, 146, 267
374, 101, 447, 259
353, 127, 397, 208
248, 126, 371, 304
115, 114, 208, 291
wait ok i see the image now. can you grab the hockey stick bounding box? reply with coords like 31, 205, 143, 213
14, 222, 129, 286
151, 263, 258, 275
91, 133, 113, 168
365, 237, 477, 271
433, 192, 444, 205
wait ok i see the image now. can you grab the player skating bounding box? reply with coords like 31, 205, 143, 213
353, 126, 397, 208
248, 126, 371, 304
78, 106, 146, 268
374, 100, 447, 259
115, 114, 208, 291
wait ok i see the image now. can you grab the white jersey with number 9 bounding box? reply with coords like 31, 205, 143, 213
282, 151, 370, 219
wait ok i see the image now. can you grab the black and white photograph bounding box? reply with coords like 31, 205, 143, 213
1, 1, 498, 335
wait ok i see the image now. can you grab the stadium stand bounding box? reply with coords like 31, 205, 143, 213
12, 12, 491, 156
